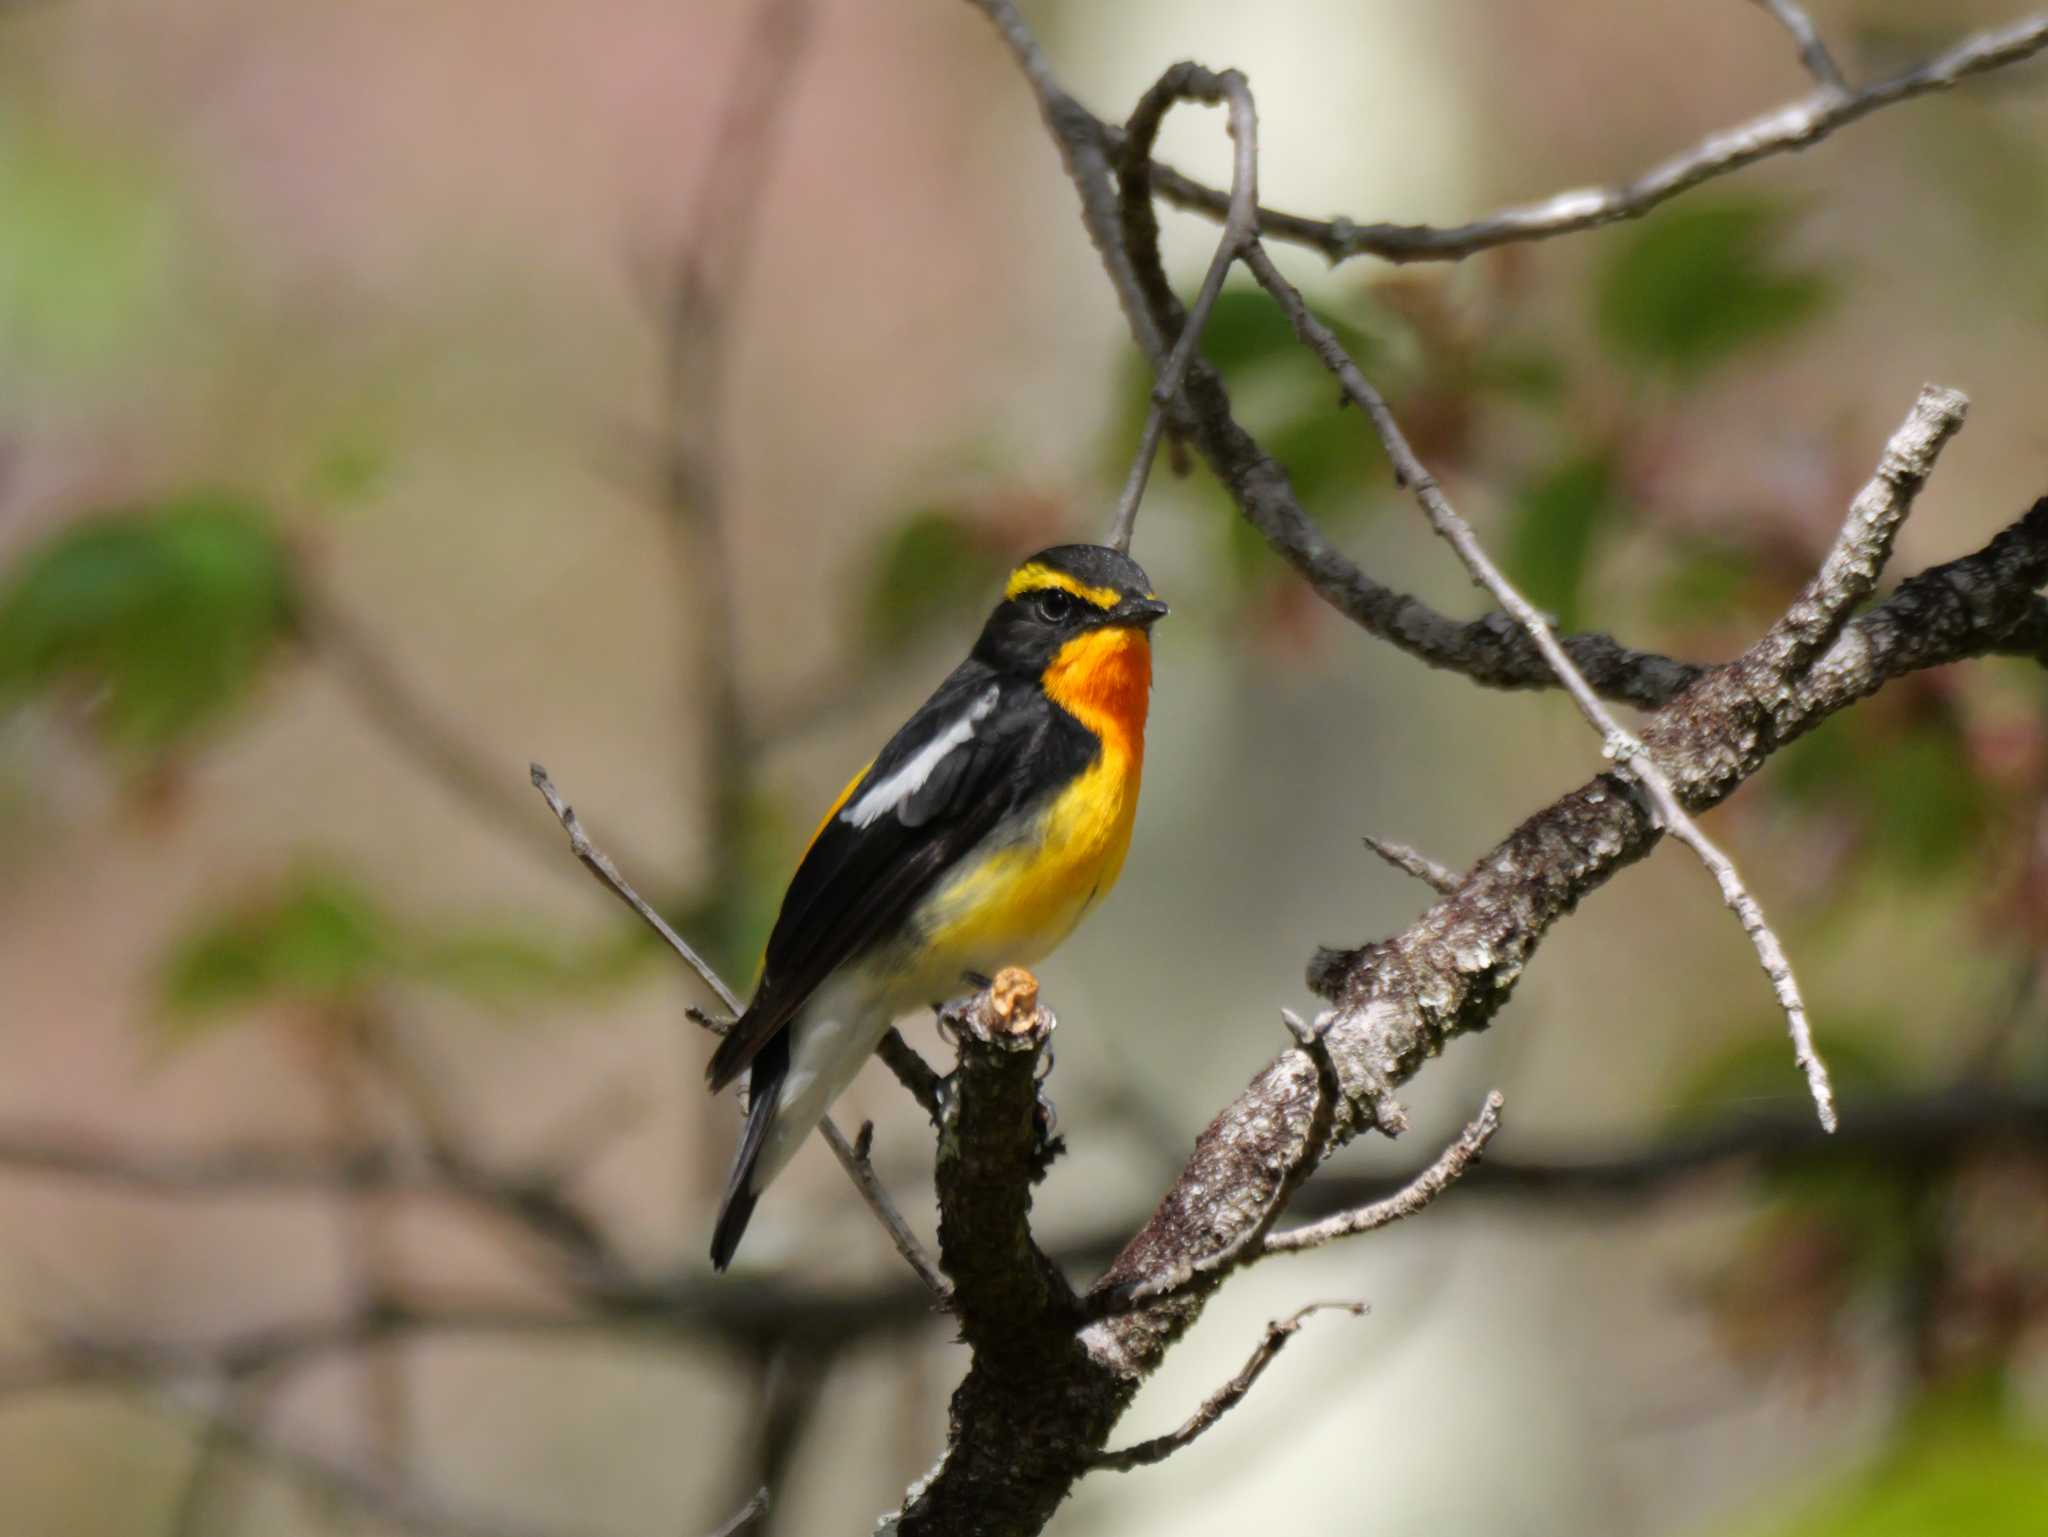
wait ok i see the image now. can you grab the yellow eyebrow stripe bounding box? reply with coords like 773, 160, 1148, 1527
1004, 563, 1120, 610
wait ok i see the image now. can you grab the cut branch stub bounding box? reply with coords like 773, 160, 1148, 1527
933, 967, 1070, 1331
903, 970, 1117, 1537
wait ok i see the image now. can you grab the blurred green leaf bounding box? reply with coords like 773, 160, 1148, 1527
1775, 716, 1989, 878
0, 115, 177, 378
1864, 729, 1990, 877
1507, 451, 1618, 632
1655, 538, 1763, 625
1672, 1028, 1919, 1274
1263, 410, 1388, 518
161, 868, 651, 1034
1196, 286, 1310, 375
411, 926, 647, 1000
308, 434, 392, 507
1198, 285, 1387, 376
161, 872, 393, 1026
1470, 344, 1568, 405
0, 495, 297, 756
1755, 1395, 2048, 1537
1144, 284, 1393, 600
1596, 199, 1832, 378
1669, 1027, 1904, 1128
863, 508, 1004, 655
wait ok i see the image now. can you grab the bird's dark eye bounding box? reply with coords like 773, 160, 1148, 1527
1033, 588, 1078, 624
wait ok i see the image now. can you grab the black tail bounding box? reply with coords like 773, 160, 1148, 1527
710, 1034, 788, 1271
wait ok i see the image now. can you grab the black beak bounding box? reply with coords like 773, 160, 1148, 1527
1113, 594, 1170, 628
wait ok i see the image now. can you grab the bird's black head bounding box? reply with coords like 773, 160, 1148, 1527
971, 544, 1168, 678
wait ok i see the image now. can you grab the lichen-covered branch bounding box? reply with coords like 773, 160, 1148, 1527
887, 13, 2048, 1530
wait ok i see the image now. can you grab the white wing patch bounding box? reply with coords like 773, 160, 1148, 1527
843, 685, 999, 828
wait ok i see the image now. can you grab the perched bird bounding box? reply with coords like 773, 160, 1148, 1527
706, 543, 1167, 1269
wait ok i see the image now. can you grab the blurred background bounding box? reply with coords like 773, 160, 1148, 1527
2, 0, 2045, 1532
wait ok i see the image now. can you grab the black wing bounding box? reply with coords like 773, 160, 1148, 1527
705, 659, 1077, 1091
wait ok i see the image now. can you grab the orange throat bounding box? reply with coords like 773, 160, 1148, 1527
1042, 626, 1152, 764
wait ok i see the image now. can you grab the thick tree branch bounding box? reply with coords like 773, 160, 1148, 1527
899, 972, 1107, 1533
908, 14, 2048, 1526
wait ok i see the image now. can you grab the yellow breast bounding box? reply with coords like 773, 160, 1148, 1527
906, 627, 1151, 995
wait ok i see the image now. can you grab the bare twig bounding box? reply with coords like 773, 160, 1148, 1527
980, 0, 2048, 721
1361, 835, 1461, 896
530, 764, 948, 1293
1092, 1302, 1368, 1471
1107, 64, 1259, 554
531, 762, 741, 1013
1104, 13, 2048, 263
1263, 1091, 1503, 1254
820, 1120, 951, 1302
708, 1488, 772, 1537
1242, 238, 1890, 1134
530, 764, 942, 1117
1092, 1078, 1496, 1318
1750, 0, 1851, 95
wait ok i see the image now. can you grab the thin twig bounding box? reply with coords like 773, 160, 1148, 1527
1750, 0, 1851, 95
1263, 1092, 1504, 1254
530, 764, 948, 1295
708, 1488, 772, 1537
1241, 239, 1858, 1134
1361, 835, 1461, 896
1092, 1301, 1368, 1471
1101, 13, 2048, 263
820, 1120, 952, 1302
1107, 64, 1259, 554
530, 762, 741, 1013
531, 764, 943, 1120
